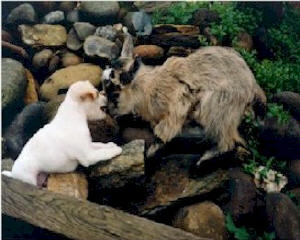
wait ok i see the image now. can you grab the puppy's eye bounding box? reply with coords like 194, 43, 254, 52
58, 88, 68, 94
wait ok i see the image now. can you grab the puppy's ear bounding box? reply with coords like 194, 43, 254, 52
80, 91, 98, 101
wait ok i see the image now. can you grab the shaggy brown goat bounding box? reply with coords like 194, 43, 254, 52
103, 35, 266, 165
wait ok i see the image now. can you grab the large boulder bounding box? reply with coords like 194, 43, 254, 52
7, 3, 37, 24
79, 2, 120, 24
19, 24, 67, 47
265, 193, 300, 240
227, 168, 258, 223
138, 154, 229, 216
3, 102, 46, 159
2, 58, 27, 127
173, 201, 227, 240
40, 63, 102, 101
83, 35, 120, 60
89, 140, 145, 189
258, 116, 300, 160
273, 91, 300, 122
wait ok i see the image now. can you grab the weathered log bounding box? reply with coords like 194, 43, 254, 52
2, 175, 209, 240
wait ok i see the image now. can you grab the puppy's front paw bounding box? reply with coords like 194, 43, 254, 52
107, 142, 117, 147
111, 146, 122, 158
2, 171, 13, 177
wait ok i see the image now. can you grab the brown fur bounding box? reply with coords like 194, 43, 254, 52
110, 46, 266, 162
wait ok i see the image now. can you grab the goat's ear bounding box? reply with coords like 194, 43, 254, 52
80, 91, 97, 101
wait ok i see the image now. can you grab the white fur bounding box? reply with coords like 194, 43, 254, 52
2, 80, 122, 186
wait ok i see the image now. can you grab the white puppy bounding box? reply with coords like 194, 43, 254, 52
2, 80, 122, 186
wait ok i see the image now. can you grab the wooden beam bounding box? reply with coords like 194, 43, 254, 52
2, 175, 209, 240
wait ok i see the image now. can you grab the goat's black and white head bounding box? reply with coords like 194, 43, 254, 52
102, 32, 142, 117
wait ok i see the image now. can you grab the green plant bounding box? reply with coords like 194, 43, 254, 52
258, 232, 276, 240
267, 103, 290, 125
226, 214, 251, 240
152, 2, 209, 25
241, 110, 287, 176
266, 5, 300, 62
237, 48, 300, 95
210, 2, 262, 42
226, 213, 276, 240
198, 35, 209, 46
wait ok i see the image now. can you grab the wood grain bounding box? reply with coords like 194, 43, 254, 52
2, 175, 209, 240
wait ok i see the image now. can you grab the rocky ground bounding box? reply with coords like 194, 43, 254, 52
2, 2, 300, 240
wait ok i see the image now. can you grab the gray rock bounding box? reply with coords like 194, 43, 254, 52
74, 22, 96, 41
95, 25, 118, 41
7, 3, 37, 24
66, 9, 80, 23
79, 2, 120, 22
2, 58, 27, 126
67, 28, 83, 51
19, 24, 67, 47
266, 193, 300, 240
4, 102, 46, 159
43, 11, 65, 24
32, 49, 54, 69
83, 35, 120, 60
1, 158, 14, 172
124, 12, 152, 36
89, 140, 145, 189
